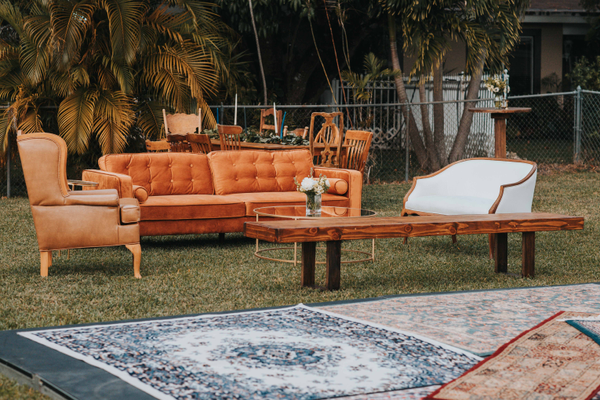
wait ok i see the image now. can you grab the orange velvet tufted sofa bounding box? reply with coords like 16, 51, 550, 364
82, 149, 362, 237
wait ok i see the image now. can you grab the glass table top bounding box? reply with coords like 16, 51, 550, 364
253, 206, 377, 219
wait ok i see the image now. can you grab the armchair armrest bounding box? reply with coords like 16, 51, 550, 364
82, 169, 134, 198
65, 191, 120, 206
493, 170, 538, 213
314, 167, 363, 209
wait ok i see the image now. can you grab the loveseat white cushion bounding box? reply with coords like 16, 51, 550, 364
402, 158, 537, 216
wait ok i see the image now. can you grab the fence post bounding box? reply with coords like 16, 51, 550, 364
405, 104, 410, 182
574, 86, 582, 163
5, 129, 9, 198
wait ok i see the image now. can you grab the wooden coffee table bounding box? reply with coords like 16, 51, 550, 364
245, 213, 584, 290
253, 206, 376, 267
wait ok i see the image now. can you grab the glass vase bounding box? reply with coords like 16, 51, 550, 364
305, 192, 322, 216
494, 95, 502, 108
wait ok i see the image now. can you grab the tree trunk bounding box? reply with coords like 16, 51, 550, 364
248, 0, 268, 105
433, 64, 446, 164
387, 13, 429, 171
418, 81, 441, 170
448, 57, 485, 163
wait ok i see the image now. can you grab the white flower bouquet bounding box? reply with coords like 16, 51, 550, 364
484, 76, 509, 94
294, 169, 330, 195
294, 168, 330, 215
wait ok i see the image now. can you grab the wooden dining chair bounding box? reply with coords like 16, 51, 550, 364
166, 134, 191, 152
309, 112, 344, 167
217, 124, 243, 150
145, 139, 170, 152
259, 108, 283, 134
187, 133, 213, 153
163, 109, 202, 135
341, 130, 373, 173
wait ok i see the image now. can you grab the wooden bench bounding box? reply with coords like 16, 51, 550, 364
244, 213, 584, 290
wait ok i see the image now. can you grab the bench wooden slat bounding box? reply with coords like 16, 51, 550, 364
244, 213, 584, 243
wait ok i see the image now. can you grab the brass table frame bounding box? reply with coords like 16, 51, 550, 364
253, 206, 377, 266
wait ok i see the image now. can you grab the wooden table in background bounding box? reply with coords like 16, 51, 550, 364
468, 107, 531, 158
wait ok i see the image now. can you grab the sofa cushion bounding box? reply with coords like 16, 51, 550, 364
208, 150, 313, 195
99, 153, 214, 196
139, 195, 246, 221
224, 192, 350, 216
404, 195, 495, 215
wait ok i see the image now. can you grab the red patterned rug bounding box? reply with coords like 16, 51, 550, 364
425, 311, 600, 400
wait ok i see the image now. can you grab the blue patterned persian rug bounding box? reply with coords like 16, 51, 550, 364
19, 305, 479, 400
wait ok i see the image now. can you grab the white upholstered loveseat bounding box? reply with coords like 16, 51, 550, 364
402, 158, 537, 217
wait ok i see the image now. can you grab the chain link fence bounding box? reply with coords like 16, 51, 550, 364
2, 89, 600, 197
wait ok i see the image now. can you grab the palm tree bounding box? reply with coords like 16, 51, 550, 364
382, 0, 530, 172
0, 0, 233, 155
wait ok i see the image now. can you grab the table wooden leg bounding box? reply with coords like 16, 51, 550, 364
494, 232, 508, 273
326, 241, 341, 290
301, 242, 316, 287
522, 232, 535, 278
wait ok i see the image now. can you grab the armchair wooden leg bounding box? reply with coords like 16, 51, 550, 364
40, 251, 52, 277
125, 244, 142, 279
451, 235, 457, 244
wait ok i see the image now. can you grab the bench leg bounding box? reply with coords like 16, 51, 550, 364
522, 232, 535, 278
301, 242, 316, 287
489, 233, 495, 259
494, 233, 508, 273
326, 241, 342, 291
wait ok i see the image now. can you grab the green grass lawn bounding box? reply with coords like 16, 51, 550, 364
1, 171, 599, 399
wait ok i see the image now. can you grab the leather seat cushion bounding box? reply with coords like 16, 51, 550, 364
140, 195, 246, 221
224, 192, 350, 215
119, 198, 141, 224
404, 195, 495, 215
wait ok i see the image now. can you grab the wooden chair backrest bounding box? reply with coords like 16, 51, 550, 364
217, 124, 243, 150
342, 130, 373, 173
145, 139, 170, 152
259, 108, 283, 134
166, 134, 191, 152
186, 133, 212, 154
163, 109, 201, 135
309, 112, 344, 167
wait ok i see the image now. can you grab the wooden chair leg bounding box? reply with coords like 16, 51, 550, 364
40, 251, 52, 277
403, 237, 408, 244
125, 244, 142, 279
451, 235, 457, 244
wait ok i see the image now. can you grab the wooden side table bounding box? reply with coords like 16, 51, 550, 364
468, 107, 531, 158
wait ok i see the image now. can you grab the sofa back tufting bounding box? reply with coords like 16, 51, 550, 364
98, 153, 214, 196
208, 150, 313, 195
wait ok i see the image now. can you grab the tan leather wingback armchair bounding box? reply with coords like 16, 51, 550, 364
17, 133, 142, 278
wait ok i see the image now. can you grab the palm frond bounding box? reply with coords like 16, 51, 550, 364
50, 0, 96, 70
99, 0, 144, 65
58, 88, 98, 154
92, 89, 133, 154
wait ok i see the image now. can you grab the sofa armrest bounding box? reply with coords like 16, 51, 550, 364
82, 169, 134, 198
493, 170, 538, 213
314, 167, 363, 209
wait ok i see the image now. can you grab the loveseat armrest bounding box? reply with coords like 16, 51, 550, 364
314, 167, 363, 209
494, 169, 538, 213
82, 169, 134, 198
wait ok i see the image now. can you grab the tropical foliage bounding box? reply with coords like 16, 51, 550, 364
379, 0, 530, 172
0, 0, 234, 155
